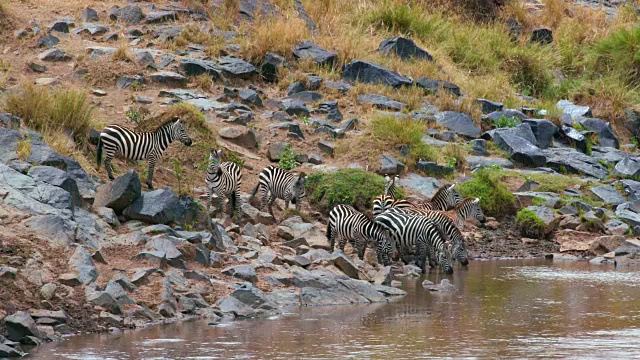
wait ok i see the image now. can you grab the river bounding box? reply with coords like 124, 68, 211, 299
30, 259, 640, 359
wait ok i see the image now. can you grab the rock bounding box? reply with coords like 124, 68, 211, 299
356, 94, 406, 111
486, 109, 527, 122
288, 91, 323, 102
29, 62, 48, 73
343, 60, 412, 88
149, 71, 186, 85
471, 139, 489, 156
604, 218, 629, 236
58, 273, 82, 287
378, 37, 433, 61
260, 52, 285, 83
397, 173, 441, 198
613, 239, 640, 256
317, 101, 342, 122
4, 311, 40, 341
0, 344, 26, 357
578, 118, 619, 149
178, 58, 222, 79
493, 133, 546, 167
556, 100, 592, 120
543, 148, 608, 180
267, 142, 289, 161
288, 123, 304, 139
329, 251, 359, 279
372, 266, 392, 286
612, 157, 640, 178
435, 111, 481, 138
105, 280, 136, 306
109, 5, 144, 25
416, 161, 453, 176
619, 179, 640, 201
218, 283, 279, 318
416, 77, 460, 96
145, 11, 177, 24
236, 0, 278, 20
467, 156, 514, 170
38, 49, 71, 62
615, 202, 640, 227
240, 203, 276, 225
559, 215, 581, 230
219, 56, 257, 79
280, 99, 310, 117
293, 41, 337, 66
324, 80, 351, 94
280, 217, 330, 250
590, 185, 625, 206
0, 266, 17, 279
379, 154, 405, 175
521, 119, 557, 149
68, 246, 98, 285
28, 166, 82, 206
116, 76, 145, 89
48, 19, 70, 33
123, 188, 184, 225
423, 279, 457, 292
476, 99, 504, 114
526, 206, 558, 235
40, 283, 57, 300
82, 7, 99, 22
318, 141, 334, 156
287, 82, 306, 95
531, 28, 553, 44
37, 35, 60, 48
239, 89, 262, 107
86, 288, 120, 314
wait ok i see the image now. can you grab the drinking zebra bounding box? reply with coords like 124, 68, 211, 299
372, 194, 415, 216
249, 166, 306, 220
416, 184, 463, 211
205, 149, 242, 222
327, 204, 394, 264
383, 175, 400, 198
375, 209, 454, 274
97, 117, 192, 189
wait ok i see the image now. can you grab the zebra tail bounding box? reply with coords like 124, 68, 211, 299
326, 220, 332, 241
249, 183, 260, 199
96, 136, 103, 169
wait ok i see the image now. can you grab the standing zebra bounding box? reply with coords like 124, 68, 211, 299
206, 149, 242, 222
416, 184, 463, 211
383, 175, 400, 198
447, 198, 485, 230
375, 209, 454, 274
249, 166, 306, 220
97, 117, 192, 189
327, 204, 394, 263
372, 194, 415, 217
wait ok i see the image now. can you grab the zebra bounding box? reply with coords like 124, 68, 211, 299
448, 198, 486, 230
383, 174, 400, 198
374, 209, 454, 274
97, 117, 192, 190
372, 194, 415, 217
327, 204, 394, 263
206, 149, 242, 222
249, 166, 306, 220
416, 184, 463, 211
389, 206, 470, 266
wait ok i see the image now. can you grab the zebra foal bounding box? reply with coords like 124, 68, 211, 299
97, 117, 192, 189
249, 166, 306, 220
206, 149, 242, 222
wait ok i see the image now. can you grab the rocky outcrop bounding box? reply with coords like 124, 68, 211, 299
543, 148, 609, 180
123, 188, 184, 225
93, 171, 142, 214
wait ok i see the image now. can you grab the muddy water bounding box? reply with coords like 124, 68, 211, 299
31, 259, 640, 359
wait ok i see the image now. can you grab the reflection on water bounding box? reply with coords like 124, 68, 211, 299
31, 259, 640, 359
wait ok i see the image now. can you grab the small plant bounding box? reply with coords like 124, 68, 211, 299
170, 158, 185, 196
125, 107, 145, 125
442, 143, 467, 170
302, 116, 311, 126
278, 144, 297, 170
516, 208, 547, 239
226, 151, 245, 168
16, 139, 31, 160
446, 157, 457, 168
493, 115, 519, 128
111, 45, 133, 62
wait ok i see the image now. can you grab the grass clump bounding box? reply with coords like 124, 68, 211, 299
458, 168, 516, 216
240, 11, 308, 62
589, 26, 640, 87
442, 143, 467, 170
516, 208, 546, 239
16, 139, 31, 160
278, 144, 297, 170
524, 173, 582, 194
5, 84, 95, 145
305, 169, 403, 215
111, 45, 133, 62
493, 115, 519, 128
370, 114, 426, 147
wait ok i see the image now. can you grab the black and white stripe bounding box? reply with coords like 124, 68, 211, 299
249, 166, 306, 219
375, 209, 454, 274
372, 194, 415, 217
206, 149, 242, 222
383, 175, 400, 198
327, 204, 394, 264
97, 117, 192, 189
416, 184, 463, 211
451, 198, 486, 229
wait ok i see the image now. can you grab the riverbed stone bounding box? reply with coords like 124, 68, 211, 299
330, 251, 359, 279
68, 246, 98, 285
218, 283, 279, 318
4, 311, 40, 341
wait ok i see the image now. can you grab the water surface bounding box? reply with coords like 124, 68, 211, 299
31, 259, 640, 359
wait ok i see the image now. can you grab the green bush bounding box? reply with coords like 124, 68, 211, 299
278, 144, 297, 170
515, 208, 546, 239
457, 168, 516, 216
589, 26, 640, 86
493, 115, 519, 128
305, 169, 403, 214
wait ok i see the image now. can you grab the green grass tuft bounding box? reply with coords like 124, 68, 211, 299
458, 168, 516, 216
516, 208, 547, 239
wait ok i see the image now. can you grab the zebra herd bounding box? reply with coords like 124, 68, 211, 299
96, 118, 486, 275
328, 176, 486, 274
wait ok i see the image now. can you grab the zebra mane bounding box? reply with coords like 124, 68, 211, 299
430, 185, 451, 201
158, 117, 181, 130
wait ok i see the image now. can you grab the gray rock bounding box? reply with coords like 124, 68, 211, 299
380, 154, 404, 175
22, 215, 76, 247
397, 173, 441, 198
288, 91, 323, 102
28, 166, 81, 206
435, 112, 481, 138
151, 25, 183, 41
343, 60, 412, 88
526, 206, 558, 235
267, 142, 289, 161
48, 19, 70, 33
317, 101, 342, 122
280, 99, 309, 117
591, 147, 626, 167
86, 288, 121, 314
476, 99, 504, 114
357, 94, 406, 111
76, 23, 109, 36
522, 119, 557, 149
149, 71, 186, 85
105, 280, 136, 306
378, 37, 433, 61
423, 279, 457, 292
38, 48, 71, 62
612, 156, 640, 178
287, 81, 306, 95
293, 41, 337, 66
578, 117, 619, 149
486, 109, 527, 122
116, 75, 145, 89
222, 265, 258, 283
145, 11, 177, 24
471, 139, 489, 156
68, 246, 98, 285
109, 5, 144, 25
605, 218, 630, 236
94, 170, 142, 214
219, 56, 257, 79
0, 343, 26, 357
123, 188, 184, 225
619, 179, 640, 201
493, 133, 546, 167
178, 58, 222, 79
330, 251, 359, 279
239, 89, 262, 107
218, 283, 279, 318
237, 0, 278, 20
37, 34, 60, 48
82, 7, 99, 22
416, 77, 460, 96
557, 100, 592, 120
40, 283, 57, 300
260, 52, 285, 83
591, 185, 625, 206
531, 28, 553, 44
615, 202, 640, 227
543, 148, 609, 180
318, 140, 334, 156
4, 311, 40, 341
324, 80, 351, 94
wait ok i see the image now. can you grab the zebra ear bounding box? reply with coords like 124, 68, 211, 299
473, 198, 480, 204
448, 184, 456, 190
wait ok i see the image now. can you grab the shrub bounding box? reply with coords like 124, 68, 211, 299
589, 26, 640, 87
5, 84, 95, 145
410, 142, 441, 163
493, 115, 519, 128
278, 144, 297, 170
516, 208, 546, 239
504, 45, 554, 96
457, 168, 516, 216
305, 169, 402, 214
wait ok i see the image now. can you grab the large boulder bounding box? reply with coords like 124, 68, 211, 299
435, 112, 481, 138
93, 170, 142, 214
68, 245, 99, 285
123, 188, 184, 225
494, 134, 546, 167
578, 117, 619, 149
218, 283, 279, 318
329, 251, 359, 279
526, 206, 558, 235
378, 37, 433, 61
486, 122, 537, 144
22, 214, 77, 247
522, 119, 557, 149
4, 311, 40, 341
611, 156, 640, 178
293, 41, 337, 66
590, 185, 625, 206
543, 148, 609, 180
342, 60, 412, 88
397, 174, 441, 198
615, 202, 640, 227
109, 5, 144, 25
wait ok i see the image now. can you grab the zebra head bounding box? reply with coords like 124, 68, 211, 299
293, 172, 307, 198
470, 198, 486, 223
376, 229, 395, 266
446, 183, 463, 208
171, 118, 192, 146
437, 244, 454, 274
372, 194, 394, 217
209, 149, 224, 164
452, 241, 469, 266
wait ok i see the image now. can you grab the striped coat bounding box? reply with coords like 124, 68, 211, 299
206, 149, 242, 222
250, 166, 306, 220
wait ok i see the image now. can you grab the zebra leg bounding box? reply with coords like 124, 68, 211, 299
231, 190, 242, 223
104, 154, 115, 180
146, 156, 156, 190
294, 196, 301, 212
267, 194, 276, 217
206, 185, 213, 212
338, 237, 347, 252
259, 187, 269, 212
416, 237, 428, 274
357, 236, 367, 261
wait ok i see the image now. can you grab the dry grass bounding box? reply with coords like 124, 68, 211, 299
190, 73, 214, 92
16, 139, 31, 160
80, 56, 141, 86
111, 45, 133, 62
240, 10, 309, 62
